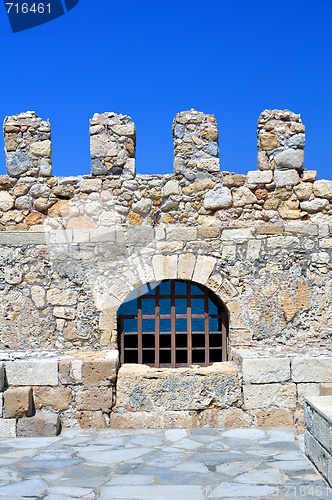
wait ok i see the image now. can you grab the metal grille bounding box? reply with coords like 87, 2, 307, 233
118, 280, 228, 368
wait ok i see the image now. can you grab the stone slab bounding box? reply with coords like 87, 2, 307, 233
5, 359, 58, 386
16, 410, 61, 437
242, 358, 290, 384
243, 383, 297, 410
292, 357, 332, 382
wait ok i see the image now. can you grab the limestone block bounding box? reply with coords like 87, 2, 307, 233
80, 178, 102, 193
162, 180, 180, 196
266, 235, 299, 248
292, 357, 332, 382
152, 254, 177, 281
75, 387, 113, 411
192, 256, 216, 284
247, 171, 273, 184
132, 257, 155, 284
166, 227, 197, 242
243, 383, 297, 410
72, 229, 90, 243
31, 285, 46, 309
203, 187, 232, 210
313, 180, 332, 199
198, 227, 220, 238
4, 387, 33, 418
274, 149, 304, 171
320, 238, 332, 249
293, 183, 313, 200
297, 383, 320, 405
246, 240, 261, 260
253, 408, 293, 427
242, 358, 290, 384
301, 198, 330, 214
53, 306, 76, 320
221, 228, 254, 239
76, 411, 106, 429
17, 411, 61, 437
5, 359, 58, 386
115, 363, 242, 412
177, 253, 196, 280
0, 419, 16, 438
302, 170, 317, 182
33, 386, 72, 411
274, 169, 300, 188
284, 223, 318, 235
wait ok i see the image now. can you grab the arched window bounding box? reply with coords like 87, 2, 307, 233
117, 280, 228, 368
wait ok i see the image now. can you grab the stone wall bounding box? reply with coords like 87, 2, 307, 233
0, 107, 332, 434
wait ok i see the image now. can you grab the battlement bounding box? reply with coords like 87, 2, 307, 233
0, 108, 331, 230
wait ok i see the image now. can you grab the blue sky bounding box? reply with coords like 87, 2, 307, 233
0, 0, 331, 179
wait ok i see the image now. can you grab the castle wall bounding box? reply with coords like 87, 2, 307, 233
0, 108, 331, 435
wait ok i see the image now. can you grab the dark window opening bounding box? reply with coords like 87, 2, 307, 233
118, 279, 228, 368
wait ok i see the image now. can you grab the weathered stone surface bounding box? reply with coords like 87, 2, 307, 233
0, 191, 14, 211
131, 198, 152, 215
177, 253, 196, 280
274, 149, 304, 170
6, 151, 32, 177
293, 182, 313, 200
182, 179, 215, 195
232, 186, 257, 207
259, 132, 278, 150
203, 187, 232, 210
5, 359, 58, 386
247, 171, 273, 184
242, 358, 290, 384
0, 419, 16, 438
162, 180, 179, 196
33, 386, 72, 411
313, 179, 332, 199
75, 387, 113, 411
223, 174, 246, 187
29, 140, 52, 157
76, 411, 106, 429
82, 356, 118, 385
300, 198, 329, 213
46, 288, 77, 306
302, 170, 317, 182
254, 408, 293, 427
17, 411, 60, 437
292, 357, 332, 382
243, 383, 297, 409
274, 170, 300, 188
80, 178, 102, 193
4, 387, 33, 418
192, 256, 216, 284
115, 363, 242, 412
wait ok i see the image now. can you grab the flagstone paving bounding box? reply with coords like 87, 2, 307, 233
0, 427, 330, 499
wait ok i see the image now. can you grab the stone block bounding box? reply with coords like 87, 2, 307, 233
198, 227, 220, 238
320, 384, 332, 396
256, 225, 283, 235
274, 169, 300, 187
75, 387, 113, 411
33, 386, 72, 411
313, 179, 332, 199
221, 228, 254, 239
0, 363, 4, 391
297, 383, 320, 405
114, 363, 242, 412
72, 229, 90, 243
246, 240, 261, 260
76, 411, 106, 429
5, 359, 58, 386
177, 253, 196, 280
243, 383, 297, 410
242, 358, 290, 384
284, 223, 318, 235
80, 178, 102, 193
17, 411, 61, 437
203, 187, 232, 210
0, 419, 16, 438
247, 170, 273, 184
4, 387, 33, 418
192, 256, 216, 284
82, 358, 117, 386
292, 357, 332, 382
253, 408, 293, 427
152, 254, 177, 281
166, 227, 197, 241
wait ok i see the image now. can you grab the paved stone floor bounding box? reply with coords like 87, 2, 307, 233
0, 428, 330, 499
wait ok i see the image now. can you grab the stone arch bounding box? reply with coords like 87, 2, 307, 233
98, 253, 245, 350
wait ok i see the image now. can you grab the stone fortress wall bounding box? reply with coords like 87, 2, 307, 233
0, 108, 332, 436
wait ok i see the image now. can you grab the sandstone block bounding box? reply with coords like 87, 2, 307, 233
115, 363, 242, 412
292, 357, 332, 382
259, 132, 278, 150
80, 178, 102, 193
253, 408, 293, 427
33, 386, 72, 411
5, 359, 58, 386
17, 411, 61, 437
247, 170, 273, 184
182, 178, 215, 196
256, 225, 283, 235
198, 227, 220, 238
243, 383, 297, 410
294, 183, 313, 200
223, 174, 246, 187
82, 358, 117, 386
4, 387, 33, 418
302, 170, 317, 182
29, 140, 52, 157
0, 419, 16, 438
0, 191, 14, 212
75, 387, 113, 411
76, 411, 106, 429
242, 358, 290, 384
